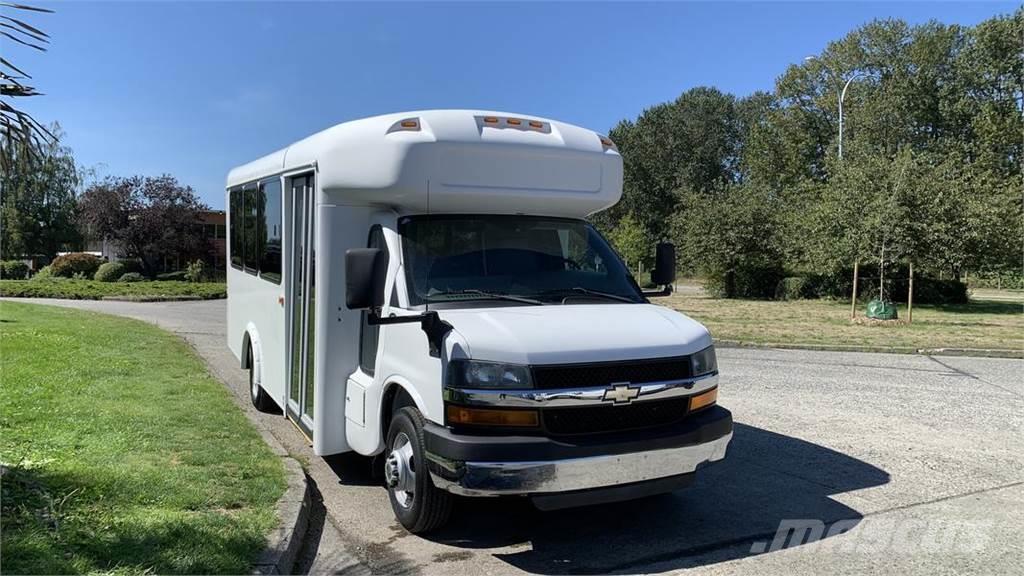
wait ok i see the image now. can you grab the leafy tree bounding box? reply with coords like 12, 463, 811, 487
1, 3, 56, 168
77, 175, 211, 277
0, 123, 81, 260
595, 87, 764, 249
673, 182, 783, 298
606, 213, 648, 274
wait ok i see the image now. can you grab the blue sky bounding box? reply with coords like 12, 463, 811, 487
15, 1, 1016, 209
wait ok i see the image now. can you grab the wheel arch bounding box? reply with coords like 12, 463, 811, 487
379, 378, 429, 450
241, 323, 263, 388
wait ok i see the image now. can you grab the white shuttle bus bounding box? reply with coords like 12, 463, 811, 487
226, 110, 732, 532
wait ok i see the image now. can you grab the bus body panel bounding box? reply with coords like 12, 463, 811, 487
226, 199, 287, 410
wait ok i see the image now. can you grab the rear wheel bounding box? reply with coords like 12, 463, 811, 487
247, 345, 275, 413
385, 407, 453, 533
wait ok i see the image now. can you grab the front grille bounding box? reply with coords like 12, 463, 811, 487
531, 356, 691, 389
542, 396, 690, 436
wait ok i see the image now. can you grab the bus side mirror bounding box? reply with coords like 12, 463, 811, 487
651, 242, 676, 286
345, 248, 387, 310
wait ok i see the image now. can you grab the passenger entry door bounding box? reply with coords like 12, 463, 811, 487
287, 174, 315, 437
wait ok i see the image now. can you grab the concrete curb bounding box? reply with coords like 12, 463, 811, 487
716, 339, 1024, 359
100, 295, 213, 302
252, 457, 311, 575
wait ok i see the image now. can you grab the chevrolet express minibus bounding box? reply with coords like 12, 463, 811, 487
226, 110, 732, 532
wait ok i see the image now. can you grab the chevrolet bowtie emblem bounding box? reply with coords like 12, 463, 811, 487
603, 383, 640, 404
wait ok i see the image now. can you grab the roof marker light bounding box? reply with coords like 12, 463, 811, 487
599, 135, 618, 151
507, 118, 522, 126
529, 120, 544, 129
387, 117, 421, 133
483, 116, 499, 124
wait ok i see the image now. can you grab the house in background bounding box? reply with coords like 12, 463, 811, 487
82, 210, 227, 273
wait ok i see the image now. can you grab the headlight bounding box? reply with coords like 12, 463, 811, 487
448, 360, 533, 389
691, 345, 718, 377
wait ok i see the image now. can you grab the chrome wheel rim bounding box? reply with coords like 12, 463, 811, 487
385, 432, 416, 508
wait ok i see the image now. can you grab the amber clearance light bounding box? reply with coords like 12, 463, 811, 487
447, 406, 539, 428
689, 387, 718, 412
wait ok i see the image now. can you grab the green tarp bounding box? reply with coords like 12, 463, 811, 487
866, 299, 898, 320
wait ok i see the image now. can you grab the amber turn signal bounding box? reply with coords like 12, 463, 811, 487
446, 405, 539, 427
689, 387, 718, 412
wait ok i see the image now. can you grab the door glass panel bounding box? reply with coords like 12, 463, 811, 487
303, 195, 316, 417
289, 181, 306, 408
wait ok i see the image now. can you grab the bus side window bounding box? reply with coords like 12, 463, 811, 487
229, 188, 243, 269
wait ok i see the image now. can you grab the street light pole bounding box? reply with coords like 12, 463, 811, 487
805, 56, 862, 160
838, 76, 853, 159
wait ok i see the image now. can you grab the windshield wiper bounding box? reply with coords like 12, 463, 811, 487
428, 289, 543, 306
542, 287, 639, 303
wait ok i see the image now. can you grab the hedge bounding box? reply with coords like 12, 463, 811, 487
704, 264, 785, 299
1, 261, 30, 280
0, 279, 226, 300
50, 253, 102, 278
94, 261, 127, 282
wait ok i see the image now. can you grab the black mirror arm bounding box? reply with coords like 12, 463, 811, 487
367, 310, 454, 357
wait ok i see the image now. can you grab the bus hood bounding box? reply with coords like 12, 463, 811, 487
440, 304, 712, 365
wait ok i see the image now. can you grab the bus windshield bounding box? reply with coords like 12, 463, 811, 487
398, 215, 644, 307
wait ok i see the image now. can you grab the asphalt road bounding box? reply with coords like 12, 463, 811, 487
8, 298, 1023, 575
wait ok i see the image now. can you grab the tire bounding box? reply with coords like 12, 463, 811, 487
248, 345, 275, 413
384, 407, 453, 533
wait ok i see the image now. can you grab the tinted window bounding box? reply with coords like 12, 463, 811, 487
229, 188, 243, 269
259, 180, 282, 283
243, 186, 258, 272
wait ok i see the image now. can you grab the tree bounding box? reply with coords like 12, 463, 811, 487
606, 213, 648, 274
0, 123, 81, 260
594, 87, 762, 249
77, 175, 211, 276
1, 3, 56, 169
673, 182, 783, 298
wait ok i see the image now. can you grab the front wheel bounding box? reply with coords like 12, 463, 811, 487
385, 407, 453, 533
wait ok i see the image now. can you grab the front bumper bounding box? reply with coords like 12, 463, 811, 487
424, 405, 732, 497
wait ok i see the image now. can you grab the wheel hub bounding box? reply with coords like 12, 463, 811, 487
385, 432, 416, 508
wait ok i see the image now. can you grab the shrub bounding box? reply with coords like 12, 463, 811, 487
775, 277, 813, 301
32, 265, 55, 279
1, 260, 30, 279
50, 253, 102, 278
118, 272, 145, 283
705, 264, 784, 299
156, 270, 187, 281
185, 259, 206, 283
94, 261, 127, 282
119, 258, 144, 274
910, 278, 968, 305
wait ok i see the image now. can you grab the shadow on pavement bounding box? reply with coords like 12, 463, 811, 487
426, 423, 890, 574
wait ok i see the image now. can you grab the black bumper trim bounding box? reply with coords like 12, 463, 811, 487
424, 405, 732, 463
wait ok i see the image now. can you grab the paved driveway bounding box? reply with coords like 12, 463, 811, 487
8, 298, 1023, 575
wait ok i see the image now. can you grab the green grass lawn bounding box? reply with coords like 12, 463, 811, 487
0, 302, 285, 574
666, 291, 1023, 354
0, 279, 226, 300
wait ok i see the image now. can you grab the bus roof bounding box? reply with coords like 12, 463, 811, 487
225, 110, 622, 218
